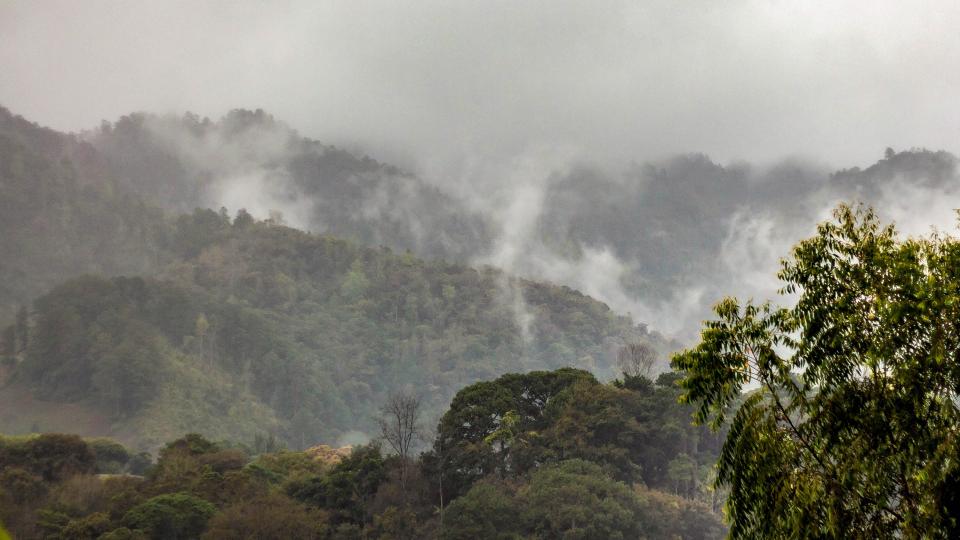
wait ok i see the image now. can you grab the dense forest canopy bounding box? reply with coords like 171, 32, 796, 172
4, 101, 960, 538
4, 2, 960, 536
0, 105, 671, 452
4, 104, 959, 338
0, 368, 726, 539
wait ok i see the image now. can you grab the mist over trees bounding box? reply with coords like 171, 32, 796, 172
1, 105, 675, 452
3, 98, 960, 538
33, 106, 958, 339
3, 0, 960, 536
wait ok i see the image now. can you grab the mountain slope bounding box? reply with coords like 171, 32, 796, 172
0, 106, 666, 450
3, 214, 660, 450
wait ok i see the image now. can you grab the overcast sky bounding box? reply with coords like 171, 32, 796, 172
2, 0, 960, 175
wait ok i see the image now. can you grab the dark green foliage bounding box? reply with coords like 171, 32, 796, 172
287, 444, 386, 526
443, 460, 650, 540
432, 368, 596, 497
60, 511, 111, 539
22, 276, 167, 412
88, 438, 132, 474
430, 367, 720, 501
99, 528, 149, 540
520, 460, 645, 539
10, 215, 657, 447
441, 481, 520, 540
128, 452, 153, 476
121, 492, 216, 539
0, 433, 96, 482
148, 434, 254, 500
0, 366, 724, 538
201, 493, 326, 539
674, 204, 960, 538
0, 466, 48, 505
0, 105, 669, 449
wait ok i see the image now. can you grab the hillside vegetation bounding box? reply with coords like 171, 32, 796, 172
0, 107, 666, 451
0, 368, 725, 539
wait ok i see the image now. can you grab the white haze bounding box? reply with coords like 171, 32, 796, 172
3, 1, 960, 342
3, 1, 960, 170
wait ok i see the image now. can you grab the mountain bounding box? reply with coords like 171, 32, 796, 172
0, 106, 666, 451
2, 104, 956, 449
68, 107, 960, 337
87, 109, 494, 261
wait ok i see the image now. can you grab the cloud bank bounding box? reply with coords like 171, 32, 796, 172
3, 0, 960, 174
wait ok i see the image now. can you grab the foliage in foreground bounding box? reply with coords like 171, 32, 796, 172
0, 369, 724, 539
674, 205, 960, 538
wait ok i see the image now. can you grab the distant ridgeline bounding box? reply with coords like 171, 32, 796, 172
0, 106, 664, 450
2, 104, 956, 450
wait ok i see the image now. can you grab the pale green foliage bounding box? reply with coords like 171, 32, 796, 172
674, 204, 960, 538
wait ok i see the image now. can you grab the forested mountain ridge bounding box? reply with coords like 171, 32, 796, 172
0, 106, 667, 451
3, 102, 955, 451
55, 105, 960, 337
0, 106, 171, 321
5, 214, 659, 450
87, 109, 494, 261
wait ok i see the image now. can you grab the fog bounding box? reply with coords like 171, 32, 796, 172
3, 1, 960, 172
3, 1, 960, 340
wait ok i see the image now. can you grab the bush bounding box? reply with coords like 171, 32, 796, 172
60, 511, 111, 539
121, 492, 215, 539
0, 434, 96, 482
201, 493, 327, 539
87, 438, 131, 474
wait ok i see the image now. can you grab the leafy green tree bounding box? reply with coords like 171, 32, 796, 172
98, 528, 148, 540
443, 460, 646, 540
0, 434, 97, 482
432, 368, 595, 498
60, 511, 111, 539
91, 322, 164, 418
287, 444, 387, 526
673, 205, 960, 538
633, 487, 726, 539
201, 493, 327, 539
519, 460, 645, 540
121, 492, 215, 540
87, 438, 132, 474
441, 481, 520, 540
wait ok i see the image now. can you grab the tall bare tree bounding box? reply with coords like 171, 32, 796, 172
377, 391, 422, 490
617, 341, 657, 378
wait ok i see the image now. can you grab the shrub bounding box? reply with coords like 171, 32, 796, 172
121, 492, 215, 539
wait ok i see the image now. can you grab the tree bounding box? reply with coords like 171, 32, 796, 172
121, 492, 216, 540
520, 460, 645, 540
377, 392, 422, 491
617, 341, 656, 379
432, 368, 596, 498
201, 493, 327, 539
441, 481, 520, 540
443, 460, 648, 540
673, 205, 960, 538
286, 444, 386, 526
